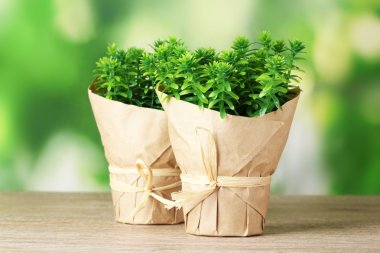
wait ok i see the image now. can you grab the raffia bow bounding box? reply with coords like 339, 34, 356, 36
109, 159, 181, 222
168, 127, 272, 210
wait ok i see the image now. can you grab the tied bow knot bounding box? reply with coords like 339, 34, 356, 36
169, 127, 272, 210
109, 159, 181, 223
136, 159, 153, 193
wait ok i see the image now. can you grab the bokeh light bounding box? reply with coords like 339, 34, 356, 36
0, 0, 379, 194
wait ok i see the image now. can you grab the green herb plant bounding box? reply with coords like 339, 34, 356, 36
93, 32, 305, 118
144, 31, 305, 118
93, 43, 162, 109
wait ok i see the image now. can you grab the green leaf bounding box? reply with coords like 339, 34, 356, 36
208, 98, 221, 109
224, 99, 235, 110
209, 90, 220, 98
170, 83, 179, 89
179, 89, 194, 96
220, 104, 227, 119
271, 94, 281, 109
196, 91, 209, 104
225, 91, 239, 100
127, 89, 132, 99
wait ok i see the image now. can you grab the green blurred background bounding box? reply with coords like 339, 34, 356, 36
0, 0, 379, 194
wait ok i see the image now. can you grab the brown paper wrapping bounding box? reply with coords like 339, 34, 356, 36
88, 86, 183, 224
159, 90, 299, 236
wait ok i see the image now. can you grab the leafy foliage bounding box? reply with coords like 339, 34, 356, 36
144, 32, 305, 118
93, 32, 305, 117
93, 43, 162, 109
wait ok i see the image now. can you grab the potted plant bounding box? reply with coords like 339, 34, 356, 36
88, 44, 183, 224
148, 32, 305, 236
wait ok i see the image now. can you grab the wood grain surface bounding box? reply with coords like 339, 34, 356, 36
0, 192, 379, 252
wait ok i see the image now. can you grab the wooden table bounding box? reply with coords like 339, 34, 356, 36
0, 193, 379, 252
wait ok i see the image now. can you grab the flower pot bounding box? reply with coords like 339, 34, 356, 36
159, 90, 299, 236
88, 85, 183, 224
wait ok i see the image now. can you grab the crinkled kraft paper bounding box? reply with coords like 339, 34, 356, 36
89, 86, 183, 224
159, 90, 299, 236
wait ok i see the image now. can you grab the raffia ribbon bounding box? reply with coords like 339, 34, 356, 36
168, 127, 271, 210
109, 159, 181, 222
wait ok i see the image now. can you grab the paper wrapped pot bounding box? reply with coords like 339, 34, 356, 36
88, 86, 183, 224
159, 90, 299, 236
